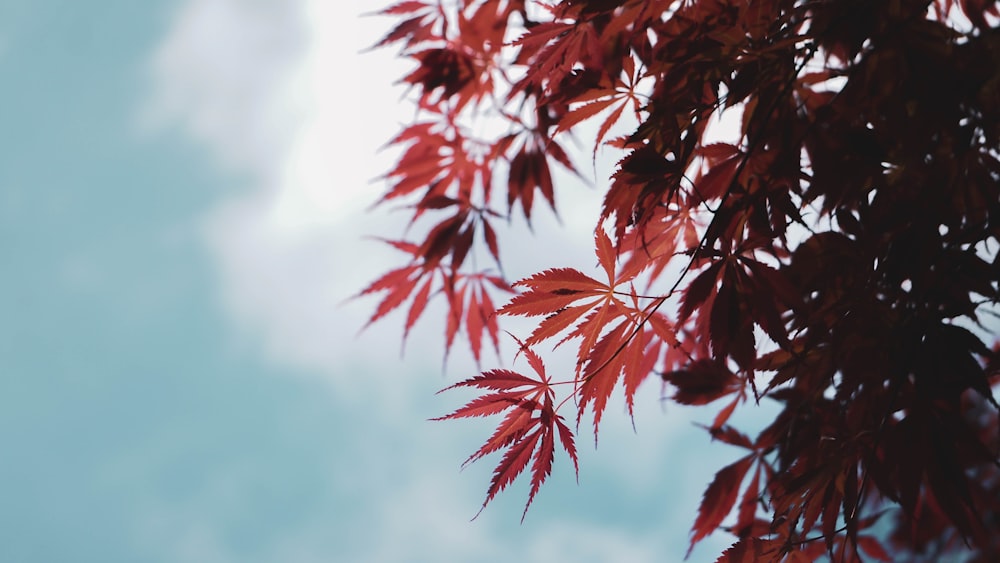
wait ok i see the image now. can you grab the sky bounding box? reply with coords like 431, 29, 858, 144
0, 1, 763, 561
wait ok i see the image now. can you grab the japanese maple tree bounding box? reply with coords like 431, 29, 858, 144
360, 0, 1000, 560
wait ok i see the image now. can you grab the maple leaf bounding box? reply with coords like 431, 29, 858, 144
371, 1, 438, 51
355, 240, 510, 363
355, 240, 433, 335
507, 147, 556, 220
495, 129, 580, 223
692, 143, 743, 202
689, 454, 757, 556
510, 21, 603, 100
603, 145, 683, 243
556, 54, 646, 159
662, 359, 741, 406
403, 47, 489, 111
444, 273, 513, 364
436, 343, 579, 520
733, 462, 762, 538
500, 230, 630, 359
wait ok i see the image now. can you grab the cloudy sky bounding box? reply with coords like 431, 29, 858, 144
1, 1, 761, 561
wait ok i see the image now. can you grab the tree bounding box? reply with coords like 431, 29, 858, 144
360, 0, 1000, 560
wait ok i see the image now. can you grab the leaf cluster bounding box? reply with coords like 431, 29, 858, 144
362, 0, 1000, 560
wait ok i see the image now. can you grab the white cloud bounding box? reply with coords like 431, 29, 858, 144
144, 0, 433, 388
142, 0, 306, 176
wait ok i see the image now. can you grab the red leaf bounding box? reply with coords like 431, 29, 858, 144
711, 394, 742, 430
715, 537, 767, 563
593, 102, 629, 159
479, 286, 502, 355
678, 262, 723, 323
507, 149, 558, 221
595, 228, 618, 284
433, 274, 509, 363
646, 312, 680, 348
439, 368, 543, 393
466, 285, 486, 363
403, 277, 434, 340
734, 463, 761, 537
524, 304, 593, 347
358, 264, 423, 328
481, 424, 542, 511
419, 213, 465, 267
569, 300, 626, 374
481, 218, 501, 264
436, 344, 580, 519
695, 146, 742, 201
578, 320, 631, 437
524, 420, 555, 520
520, 341, 549, 383
705, 423, 754, 450
500, 290, 598, 321
444, 278, 466, 354
379, 1, 428, 16
554, 415, 579, 479
464, 401, 537, 466
437, 392, 522, 419
556, 94, 618, 134
689, 454, 756, 555
622, 327, 660, 416
451, 225, 475, 269
499, 268, 612, 334
373, 15, 431, 48
663, 359, 741, 406
513, 267, 607, 295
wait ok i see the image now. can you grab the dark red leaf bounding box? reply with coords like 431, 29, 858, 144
678, 262, 723, 323
663, 359, 741, 406
689, 454, 756, 554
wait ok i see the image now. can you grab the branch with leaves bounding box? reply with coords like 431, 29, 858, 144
360, 0, 1000, 560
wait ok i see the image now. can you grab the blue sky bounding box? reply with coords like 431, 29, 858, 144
0, 1, 758, 561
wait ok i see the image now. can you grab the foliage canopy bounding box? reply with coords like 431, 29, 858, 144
362, 0, 1000, 560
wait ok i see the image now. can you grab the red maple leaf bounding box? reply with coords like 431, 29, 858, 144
436, 342, 578, 520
